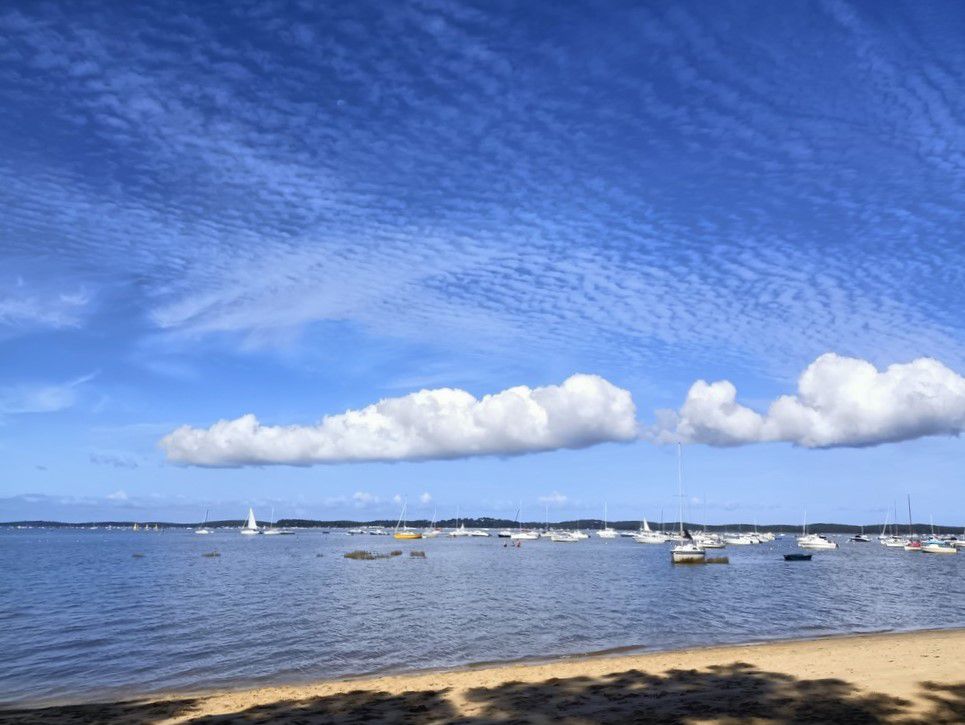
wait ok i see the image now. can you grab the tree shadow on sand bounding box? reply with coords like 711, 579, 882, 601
191, 688, 459, 723
0, 696, 200, 724
188, 664, 962, 724
1, 665, 961, 724
458, 662, 922, 724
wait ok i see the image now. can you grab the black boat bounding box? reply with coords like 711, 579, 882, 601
784, 553, 812, 561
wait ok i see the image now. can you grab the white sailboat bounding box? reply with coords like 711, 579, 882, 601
263, 507, 293, 535
596, 502, 619, 538
633, 516, 668, 544
194, 509, 211, 535
670, 444, 705, 563
240, 507, 260, 535
423, 507, 441, 538
510, 504, 540, 540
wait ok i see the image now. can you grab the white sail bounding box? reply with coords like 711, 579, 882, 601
642, 517, 652, 532
244, 507, 258, 530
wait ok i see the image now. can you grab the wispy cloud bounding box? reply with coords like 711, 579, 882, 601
90, 451, 140, 469
538, 491, 568, 506
160, 374, 637, 466
652, 354, 965, 448
0, 2, 960, 380
0, 269, 92, 336
0, 373, 96, 416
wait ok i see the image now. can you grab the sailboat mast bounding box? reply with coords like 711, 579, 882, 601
907, 494, 913, 537
677, 442, 684, 536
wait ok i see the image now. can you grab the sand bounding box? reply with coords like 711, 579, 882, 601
1, 629, 962, 723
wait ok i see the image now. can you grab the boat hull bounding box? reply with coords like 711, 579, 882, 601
671, 549, 705, 563
922, 544, 956, 554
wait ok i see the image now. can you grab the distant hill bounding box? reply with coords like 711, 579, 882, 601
1, 518, 961, 534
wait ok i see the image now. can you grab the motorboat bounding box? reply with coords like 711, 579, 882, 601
921, 539, 956, 555
724, 534, 755, 546
510, 530, 540, 540
693, 533, 725, 549
798, 533, 838, 550
550, 531, 580, 543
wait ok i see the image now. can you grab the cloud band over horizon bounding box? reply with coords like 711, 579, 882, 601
160, 374, 638, 466
654, 354, 965, 448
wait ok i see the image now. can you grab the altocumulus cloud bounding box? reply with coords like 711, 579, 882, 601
160, 374, 637, 466
653, 354, 965, 448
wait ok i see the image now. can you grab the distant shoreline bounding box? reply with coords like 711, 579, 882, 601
4, 628, 963, 722
3, 519, 963, 534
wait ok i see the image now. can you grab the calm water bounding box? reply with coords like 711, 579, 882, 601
1, 528, 963, 705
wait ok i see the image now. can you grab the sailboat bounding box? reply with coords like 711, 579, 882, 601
596, 502, 619, 538
509, 503, 540, 540
633, 516, 668, 544
498, 504, 519, 538
422, 507, 442, 538
240, 507, 260, 535
903, 495, 922, 552
393, 499, 422, 540
670, 444, 705, 563
849, 525, 870, 543
263, 507, 280, 535
880, 501, 906, 547
132, 522, 140, 532
194, 509, 211, 535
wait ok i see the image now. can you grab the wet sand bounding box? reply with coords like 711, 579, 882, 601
2, 629, 962, 723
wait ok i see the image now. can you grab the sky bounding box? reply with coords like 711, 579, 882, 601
1, 0, 963, 525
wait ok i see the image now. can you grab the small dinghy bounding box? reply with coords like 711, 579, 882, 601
784, 553, 812, 561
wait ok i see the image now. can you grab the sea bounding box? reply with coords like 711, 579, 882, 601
1, 527, 963, 705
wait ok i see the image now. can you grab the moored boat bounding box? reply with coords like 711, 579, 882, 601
240, 507, 260, 535
393, 499, 423, 540
670, 444, 705, 564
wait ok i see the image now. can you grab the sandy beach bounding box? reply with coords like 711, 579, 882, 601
2, 628, 962, 723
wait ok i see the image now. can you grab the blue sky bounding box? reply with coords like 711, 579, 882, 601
1, 0, 963, 524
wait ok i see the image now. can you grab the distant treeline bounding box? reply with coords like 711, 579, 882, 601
2, 518, 963, 534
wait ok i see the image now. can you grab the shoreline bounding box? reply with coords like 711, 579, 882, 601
3, 628, 963, 722
6, 624, 961, 710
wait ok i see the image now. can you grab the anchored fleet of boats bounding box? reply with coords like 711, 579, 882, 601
148, 493, 962, 558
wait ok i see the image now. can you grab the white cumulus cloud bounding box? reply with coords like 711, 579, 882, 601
538, 491, 568, 505
419, 492, 432, 505
159, 374, 637, 466
653, 353, 965, 448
